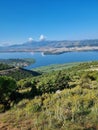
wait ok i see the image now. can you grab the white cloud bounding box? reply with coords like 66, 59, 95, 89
28, 37, 34, 42
39, 34, 46, 41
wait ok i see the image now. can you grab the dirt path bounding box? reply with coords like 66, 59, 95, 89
0, 113, 7, 130
0, 67, 18, 73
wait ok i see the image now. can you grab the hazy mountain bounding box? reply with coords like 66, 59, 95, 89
0, 39, 98, 52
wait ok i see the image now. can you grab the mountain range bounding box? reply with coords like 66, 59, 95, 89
0, 39, 98, 54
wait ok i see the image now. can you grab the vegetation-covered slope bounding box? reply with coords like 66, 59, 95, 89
0, 61, 98, 130
0, 58, 35, 67
0, 63, 40, 81
0, 63, 13, 70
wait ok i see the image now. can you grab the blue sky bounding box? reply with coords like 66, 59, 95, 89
0, 0, 98, 45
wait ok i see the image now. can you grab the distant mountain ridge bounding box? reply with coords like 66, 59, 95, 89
10, 39, 98, 48
0, 39, 98, 53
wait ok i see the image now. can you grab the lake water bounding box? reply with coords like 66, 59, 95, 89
0, 51, 98, 69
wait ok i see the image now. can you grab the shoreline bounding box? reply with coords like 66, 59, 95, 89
0, 46, 98, 55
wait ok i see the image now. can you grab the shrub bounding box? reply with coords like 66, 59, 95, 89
0, 104, 5, 113
0, 76, 17, 110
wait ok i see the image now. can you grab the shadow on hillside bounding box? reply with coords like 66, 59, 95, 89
10, 86, 40, 107
19, 67, 41, 76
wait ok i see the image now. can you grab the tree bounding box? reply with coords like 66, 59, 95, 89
0, 76, 17, 109
32, 71, 70, 94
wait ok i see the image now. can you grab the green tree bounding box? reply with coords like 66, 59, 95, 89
0, 76, 17, 110
32, 71, 70, 94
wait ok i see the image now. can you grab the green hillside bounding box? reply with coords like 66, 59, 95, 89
0, 63, 13, 70
0, 61, 98, 130
0, 63, 40, 81
0, 58, 35, 67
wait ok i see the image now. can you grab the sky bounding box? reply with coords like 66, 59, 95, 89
0, 0, 98, 45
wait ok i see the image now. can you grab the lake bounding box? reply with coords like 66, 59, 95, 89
0, 51, 98, 69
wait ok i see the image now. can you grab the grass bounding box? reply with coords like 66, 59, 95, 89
33, 61, 98, 73
1, 86, 98, 130
1, 61, 98, 129
33, 62, 81, 73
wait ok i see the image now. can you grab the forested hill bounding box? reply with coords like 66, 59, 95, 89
0, 63, 40, 80
0, 63, 13, 70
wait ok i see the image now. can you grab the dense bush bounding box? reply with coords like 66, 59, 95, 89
31, 71, 70, 94
17, 78, 33, 89
0, 63, 13, 70
0, 76, 17, 110
4, 69, 34, 81
17, 78, 38, 97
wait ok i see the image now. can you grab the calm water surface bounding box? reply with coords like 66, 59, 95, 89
0, 51, 98, 69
